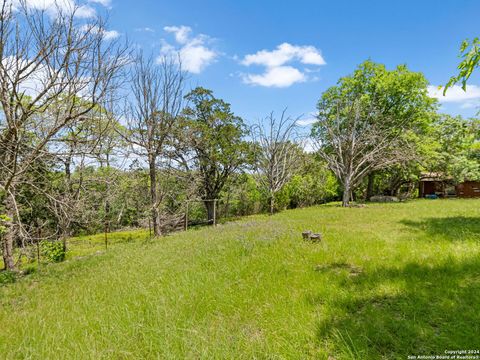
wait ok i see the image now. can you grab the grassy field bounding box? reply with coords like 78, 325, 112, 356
0, 199, 479, 359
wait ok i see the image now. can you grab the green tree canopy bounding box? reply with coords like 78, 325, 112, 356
445, 38, 480, 94
179, 87, 250, 222
312, 60, 437, 206
426, 115, 480, 181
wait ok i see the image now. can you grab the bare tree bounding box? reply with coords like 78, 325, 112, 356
125, 53, 185, 237
53, 124, 87, 251
52, 99, 124, 251
312, 99, 414, 207
252, 110, 300, 214
0, 0, 127, 270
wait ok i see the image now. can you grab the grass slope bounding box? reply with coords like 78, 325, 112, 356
0, 200, 479, 359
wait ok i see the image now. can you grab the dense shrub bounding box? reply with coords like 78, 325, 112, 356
0, 270, 16, 285
41, 241, 66, 263
221, 174, 263, 217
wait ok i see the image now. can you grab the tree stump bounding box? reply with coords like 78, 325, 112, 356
310, 233, 322, 242
302, 230, 312, 240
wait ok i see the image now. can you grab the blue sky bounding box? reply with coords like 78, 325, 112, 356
95, 0, 480, 125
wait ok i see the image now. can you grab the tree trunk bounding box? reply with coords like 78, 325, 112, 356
391, 183, 402, 197
389, 176, 403, 197
62, 152, 74, 252
342, 179, 351, 207
366, 172, 375, 201
2, 191, 16, 271
104, 156, 111, 247
148, 157, 161, 237
204, 200, 216, 225
65, 154, 73, 194
62, 232, 68, 253
268, 189, 275, 215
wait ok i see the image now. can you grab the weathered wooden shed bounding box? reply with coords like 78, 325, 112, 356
419, 172, 480, 198
456, 181, 480, 198
419, 173, 454, 198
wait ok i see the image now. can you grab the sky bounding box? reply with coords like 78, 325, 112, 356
28, 0, 480, 126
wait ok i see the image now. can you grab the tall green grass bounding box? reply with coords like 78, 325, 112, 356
0, 199, 479, 359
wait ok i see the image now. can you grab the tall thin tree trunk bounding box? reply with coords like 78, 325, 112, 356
269, 189, 275, 215
104, 202, 110, 250
65, 154, 73, 194
62, 153, 74, 252
104, 155, 111, 247
2, 231, 15, 271
2, 190, 16, 271
62, 233, 68, 253
148, 157, 161, 236
366, 172, 375, 201
342, 179, 351, 207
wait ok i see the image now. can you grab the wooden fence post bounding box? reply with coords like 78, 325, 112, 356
37, 227, 41, 266
104, 221, 109, 250
213, 199, 217, 226
184, 201, 189, 231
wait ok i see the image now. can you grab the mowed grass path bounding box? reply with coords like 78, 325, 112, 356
1, 200, 479, 359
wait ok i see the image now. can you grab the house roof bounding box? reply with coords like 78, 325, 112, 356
420, 172, 453, 182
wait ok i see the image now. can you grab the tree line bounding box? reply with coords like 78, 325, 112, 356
1, 1, 479, 271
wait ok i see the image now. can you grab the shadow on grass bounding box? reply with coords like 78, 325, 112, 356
314, 257, 480, 359
401, 216, 480, 241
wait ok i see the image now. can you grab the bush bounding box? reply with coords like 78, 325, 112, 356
41, 240, 66, 263
0, 214, 11, 235
222, 174, 263, 217
283, 171, 339, 209
0, 270, 16, 285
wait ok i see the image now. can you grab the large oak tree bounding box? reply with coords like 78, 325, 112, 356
176, 87, 250, 224
311, 60, 437, 206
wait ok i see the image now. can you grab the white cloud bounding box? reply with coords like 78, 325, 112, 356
11, 0, 97, 18
302, 137, 316, 153
81, 25, 120, 40
75, 4, 96, 18
241, 42, 326, 88
243, 66, 306, 88
2, 56, 92, 99
296, 116, 317, 126
2, 56, 47, 97
242, 42, 326, 67
178, 44, 217, 74
160, 25, 218, 74
12, 0, 71, 12
103, 29, 120, 40
164, 25, 191, 45
135, 27, 155, 33
428, 84, 480, 103
88, 0, 111, 6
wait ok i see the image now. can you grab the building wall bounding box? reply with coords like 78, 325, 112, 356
456, 181, 480, 198
419, 180, 480, 198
